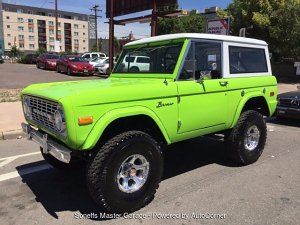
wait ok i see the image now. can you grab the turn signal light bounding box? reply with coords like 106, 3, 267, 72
78, 116, 93, 125
270, 91, 275, 97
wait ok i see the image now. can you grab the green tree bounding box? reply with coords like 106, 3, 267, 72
221, 0, 300, 59
10, 45, 20, 58
36, 47, 47, 55
157, 10, 205, 35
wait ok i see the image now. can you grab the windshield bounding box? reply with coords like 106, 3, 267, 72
46, 54, 59, 59
69, 57, 86, 62
114, 43, 183, 74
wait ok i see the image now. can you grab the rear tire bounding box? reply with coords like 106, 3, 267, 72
56, 66, 60, 73
86, 131, 163, 213
225, 110, 267, 165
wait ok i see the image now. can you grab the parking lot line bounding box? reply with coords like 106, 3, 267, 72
0, 164, 52, 182
0, 151, 40, 167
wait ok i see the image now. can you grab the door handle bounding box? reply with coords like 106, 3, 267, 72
219, 81, 228, 86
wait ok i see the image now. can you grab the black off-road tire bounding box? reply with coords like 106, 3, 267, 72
86, 131, 163, 214
225, 110, 267, 165
40, 147, 83, 170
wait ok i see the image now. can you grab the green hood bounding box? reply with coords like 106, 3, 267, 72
22, 77, 176, 106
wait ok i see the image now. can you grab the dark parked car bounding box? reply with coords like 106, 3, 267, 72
36, 54, 60, 70
277, 86, 300, 119
0, 54, 4, 64
56, 55, 94, 75
22, 53, 38, 64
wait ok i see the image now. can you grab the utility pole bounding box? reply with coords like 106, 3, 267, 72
54, 0, 59, 52
109, 0, 114, 74
90, 5, 102, 51
151, 0, 157, 37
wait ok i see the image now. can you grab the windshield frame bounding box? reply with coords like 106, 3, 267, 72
111, 38, 188, 79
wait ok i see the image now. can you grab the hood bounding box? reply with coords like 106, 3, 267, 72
71, 62, 91, 67
22, 77, 176, 107
278, 90, 300, 98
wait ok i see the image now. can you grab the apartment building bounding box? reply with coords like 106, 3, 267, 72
1, 2, 89, 54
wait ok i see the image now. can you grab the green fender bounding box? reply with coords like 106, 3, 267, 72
230, 91, 270, 128
79, 106, 171, 150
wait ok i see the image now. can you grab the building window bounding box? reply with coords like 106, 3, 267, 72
28, 10, 33, 14
29, 36, 35, 41
49, 37, 55, 42
8, 42, 11, 46
49, 30, 54, 35
7, 34, 11, 37
58, 22, 61, 27
48, 13, 53, 17
7, 25, 10, 28
18, 35, 24, 40
83, 25, 85, 28
18, 26, 24, 31
74, 24, 79, 29
58, 30, 61, 35
50, 45, 55, 51
74, 39, 79, 44
83, 32, 85, 36
74, 32, 79, 37
19, 43, 24, 48
49, 21, 54, 26
6, 16, 10, 19
29, 27, 34, 32
74, 16, 78, 20
28, 19, 34, 24
29, 44, 35, 49
58, 38, 61, 42
17, 9, 23, 13
74, 47, 79, 51
17, 18, 24, 23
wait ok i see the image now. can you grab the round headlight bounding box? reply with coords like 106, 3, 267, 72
23, 97, 32, 118
54, 107, 65, 132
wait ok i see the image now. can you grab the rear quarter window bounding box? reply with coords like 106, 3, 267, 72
229, 46, 268, 74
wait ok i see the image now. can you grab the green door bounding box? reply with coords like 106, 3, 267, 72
176, 40, 228, 133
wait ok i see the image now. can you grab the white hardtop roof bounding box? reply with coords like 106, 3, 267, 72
125, 33, 268, 47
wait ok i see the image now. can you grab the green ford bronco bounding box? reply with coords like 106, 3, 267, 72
21, 33, 277, 213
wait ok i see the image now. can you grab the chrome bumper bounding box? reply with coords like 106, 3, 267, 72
21, 122, 71, 163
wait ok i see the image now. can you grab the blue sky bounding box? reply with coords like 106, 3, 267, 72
3, 0, 233, 38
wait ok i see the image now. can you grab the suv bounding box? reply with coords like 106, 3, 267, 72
122, 55, 150, 72
81, 52, 106, 61
21, 33, 277, 214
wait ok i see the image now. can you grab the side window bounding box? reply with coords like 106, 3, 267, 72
179, 41, 222, 81
195, 42, 222, 79
83, 54, 90, 58
100, 53, 105, 58
92, 54, 98, 58
229, 46, 268, 74
136, 57, 150, 63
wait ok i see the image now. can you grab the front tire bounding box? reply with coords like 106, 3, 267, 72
66, 67, 71, 76
225, 110, 267, 165
86, 131, 163, 213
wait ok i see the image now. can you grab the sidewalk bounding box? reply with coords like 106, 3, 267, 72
0, 83, 298, 140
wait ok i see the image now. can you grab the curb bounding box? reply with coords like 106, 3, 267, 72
0, 129, 25, 140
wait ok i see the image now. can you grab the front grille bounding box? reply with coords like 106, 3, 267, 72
279, 98, 300, 108
28, 96, 58, 131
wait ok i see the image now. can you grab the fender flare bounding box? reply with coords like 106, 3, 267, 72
230, 91, 270, 128
79, 106, 171, 150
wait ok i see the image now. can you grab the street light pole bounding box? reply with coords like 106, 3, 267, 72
90, 5, 101, 51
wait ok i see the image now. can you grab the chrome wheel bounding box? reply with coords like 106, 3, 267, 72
244, 125, 260, 151
117, 154, 149, 193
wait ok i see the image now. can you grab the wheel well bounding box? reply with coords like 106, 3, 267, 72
95, 115, 167, 149
242, 97, 270, 116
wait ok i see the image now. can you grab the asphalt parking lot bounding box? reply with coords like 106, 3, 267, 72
0, 62, 101, 89
0, 119, 299, 225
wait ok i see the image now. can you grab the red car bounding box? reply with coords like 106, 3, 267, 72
56, 55, 94, 76
36, 54, 60, 70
